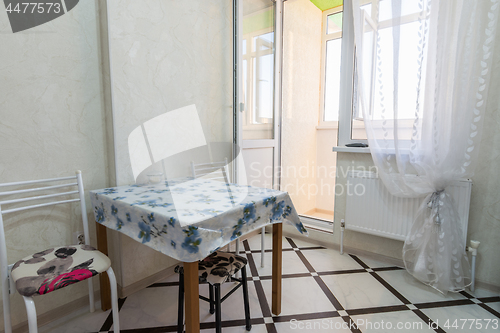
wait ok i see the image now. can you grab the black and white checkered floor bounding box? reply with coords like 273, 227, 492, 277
40, 234, 500, 333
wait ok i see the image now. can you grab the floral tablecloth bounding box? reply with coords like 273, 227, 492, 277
90, 178, 307, 262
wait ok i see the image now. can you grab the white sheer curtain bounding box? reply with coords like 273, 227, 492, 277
351, 0, 499, 293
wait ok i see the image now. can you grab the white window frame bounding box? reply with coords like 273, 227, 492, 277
319, 6, 343, 129
338, 0, 366, 146
241, 27, 275, 133
338, 0, 424, 147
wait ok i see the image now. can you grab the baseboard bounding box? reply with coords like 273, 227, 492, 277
240, 228, 262, 240
315, 208, 334, 215
338, 245, 406, 267
282, 227, 335, 250
6, 290, 101, 333
474, 280, 500, 295
303, 209, 315, 216
303, 208, 333, 215
118, 265, 178, 298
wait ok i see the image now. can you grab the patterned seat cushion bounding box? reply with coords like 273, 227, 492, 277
177, 251, 248, 285
11, 245, 111, 297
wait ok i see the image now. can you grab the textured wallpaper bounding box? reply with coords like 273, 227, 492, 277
106, 0, 234, 289
0, 0, 110, 328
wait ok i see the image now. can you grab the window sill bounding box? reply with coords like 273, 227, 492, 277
332, 146, 371, 153
242, 124, 273, 131
316, 125, 339, 130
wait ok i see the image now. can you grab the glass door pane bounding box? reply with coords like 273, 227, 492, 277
241, 0, 275, 140
324, 38, 342, 122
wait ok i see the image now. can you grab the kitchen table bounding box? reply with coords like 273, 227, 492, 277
90, 177, 307, 333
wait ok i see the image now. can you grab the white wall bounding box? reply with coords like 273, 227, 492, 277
0, 0, 236, 327
281, 0, 323, 215
107, 0, 233, 186
315, 128, 337, 213
0, 0, 111, 328
106, 0, 234, 290
466, 28, 500, 288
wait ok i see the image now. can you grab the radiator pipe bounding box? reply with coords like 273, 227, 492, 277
468, 240, 480, 292
340, 219, 345, 255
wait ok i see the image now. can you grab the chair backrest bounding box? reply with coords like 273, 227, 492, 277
190, 157, 230, 183
0, 171, 89, 293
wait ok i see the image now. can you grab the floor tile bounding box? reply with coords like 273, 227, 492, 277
250, 250, 309, 277
301, 248, 366, 272
285, 236, 325, 249
321, 273, 405, 310
244, 234, 292, 251
421, 304, 500, 332
116, 284, 179, 329
39, 302, 110, 333
377, 269, 468, 304
201, 324, 268, 333
199, 281, 263, 323
37, 233, 500, 333
485, 302, 500, 313
351, 310, 436, 332
355, 255, 403, 269
274, 317, 352, 332
261, 277, 337, 316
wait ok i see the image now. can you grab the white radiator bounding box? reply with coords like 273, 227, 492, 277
344, 171, 472, 244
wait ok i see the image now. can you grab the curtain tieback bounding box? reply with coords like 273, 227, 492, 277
427, 190, 445, 225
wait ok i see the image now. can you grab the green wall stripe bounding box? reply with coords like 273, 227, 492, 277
310, 0, 343, 11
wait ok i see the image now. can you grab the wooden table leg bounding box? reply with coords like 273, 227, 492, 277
272, 223, 282, 315
184, 261, 200, 333
96, 222, 112, 311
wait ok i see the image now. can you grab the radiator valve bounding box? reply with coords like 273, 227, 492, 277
468, 240, 480, 256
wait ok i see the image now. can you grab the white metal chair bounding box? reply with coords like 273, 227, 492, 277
0, 171, 120, 333
190, 159, 266, 268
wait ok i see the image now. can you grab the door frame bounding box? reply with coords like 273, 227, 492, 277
233, 0, 284, 190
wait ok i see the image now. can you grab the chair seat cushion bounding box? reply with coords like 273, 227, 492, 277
11, 245, 111, 297
198, 251, 248, 285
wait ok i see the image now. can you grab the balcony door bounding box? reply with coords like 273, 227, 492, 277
234, 0, 283, 190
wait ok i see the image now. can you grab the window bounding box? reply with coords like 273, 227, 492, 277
337, 0, 426, 146
320, 6, 343, 126
241, 28, 275, 140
